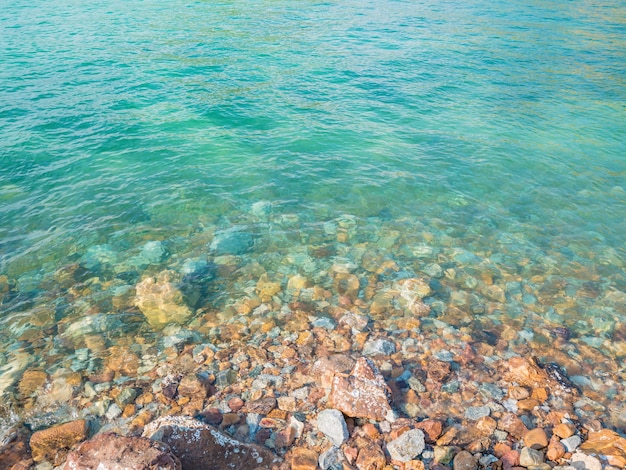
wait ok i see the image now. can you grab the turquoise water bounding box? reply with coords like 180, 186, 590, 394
1, 0, 625, 422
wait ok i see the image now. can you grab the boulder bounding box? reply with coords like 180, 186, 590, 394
63, 433, 181, 469
30, 419, 88, 465
142, 416, 280, 469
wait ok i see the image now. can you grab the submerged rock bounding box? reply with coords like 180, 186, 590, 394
328, 357, 395, 422
142, 416, 280, 469
135, 270, 192, 329
210, 228, 254, 256
386, 429, 425, 462
63, 432, 181, 470
30, 419, 88, 465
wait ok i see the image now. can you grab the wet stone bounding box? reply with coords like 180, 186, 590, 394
523, 428, 549, 449
355, 441, 386, 470
319, 446, 345, 470
30, 419, 88, 464
465, 406, 490, 421
570, 452, 602, 470
453, 450, 477, 470
292, 448, 319, 470
561, 435, 581, 452
519, 447, 544, 467
386, 429, 425, 462
362, 338, 396, 356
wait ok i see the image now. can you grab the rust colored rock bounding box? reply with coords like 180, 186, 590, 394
552, 423, 576, 439
501, 449, 520, 470
416, 419, 443, 443
475, 416, 497, 436
426, 360, 451, 382
228, 397, 245, 412
30, 419, 88, 464
0, 426, 31, 469
497, 413, 528, 439
196, 407, 222, 425
453, 450, 477, 470
328, 357, 395, 422
580, 429, 626, 467
523, 428, 549, 449
62, 433, 181, 470
142, 416, 280, 470
356, 442, 386, 470
291, 448, 319, 470
546, 441, 565, 461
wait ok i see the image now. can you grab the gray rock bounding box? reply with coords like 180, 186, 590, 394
105, 403, 122, 420
319, 446, 344, 470
570, 452, 602, 470
138, 240, 167, 265
560, 435, 581, 452
311, 317, 337, 330
316, 409, 349, 447
519, 447, 544, 467
465, 406, 490, 421
386, 429, 425, 462
362, 338, 396, 356
116, 387, 137, 407
210, 228, 254, 255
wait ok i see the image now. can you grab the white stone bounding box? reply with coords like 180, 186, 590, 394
570, 452, 602, 470
386, 429, 425, 462
316, 409, 349, 447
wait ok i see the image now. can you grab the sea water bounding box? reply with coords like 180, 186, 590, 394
1, 0, 625, 427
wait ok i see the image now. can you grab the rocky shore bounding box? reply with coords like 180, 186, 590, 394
1, 321, 624, 469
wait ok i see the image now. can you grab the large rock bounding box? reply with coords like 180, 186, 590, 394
142, 416, 280, 469
135, 270, 192, 329
328, 357, 395, 422
63, 433, 181, 469
210, 228, 254, 255
30, 419, 88, 465
316, 409, 349, 447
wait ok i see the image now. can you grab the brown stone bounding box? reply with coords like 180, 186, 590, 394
475, 416, 497, 436
30, 419, 88, 465
142, 416, 280, 470
18, 370, 48, 398
245, 397, 277, 415
228, 397, 244, 412
523, 428, 549, 449
0, 426, 31, 469
453, 450, 476, 470
546, 441, 565, 461
552, 423, 576, 439
177, 374, 209, 399
416, 419, 443, 443
63, 433, 181, 470
497, 413, 528, 439
504, 357, 550, 388
493, 443, 511, 458
426, 360, 451, 382
291, 448, 319, 470
580, 429, 626, 467
501, 450, 520, 470
328, 357, 394, 422
356, 442, 386, 470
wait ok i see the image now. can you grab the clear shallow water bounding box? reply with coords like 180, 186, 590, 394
1, 0, 625, 424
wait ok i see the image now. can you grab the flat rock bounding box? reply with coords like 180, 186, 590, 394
570, 452, 602, 470
465, 406, 490, 421
142, 415, 280, 469
328, 357, 395, 422
30, 419, 88, 465
317, 409, 349, 447
386, 429, 425, 462
63, 433, 181, 470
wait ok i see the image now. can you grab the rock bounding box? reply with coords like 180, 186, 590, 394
291, 448, 319, 470
256, 274, 282, 302
561, 435, 581, 452
570, 453, 602, 470
317, 409, 349, 447
142, 416, 280, 469
434, 446, 456, 465
362, 338, 396, 356
356, 441, 386, 470
30, 419, 88, 464
580, 429, 626, 467
464, 406, 490, 421
519, 447, 544, 467
553, 423, 576, 439
245, 397, 277, 415
137, 241, 167, 265
453, 451, 477, 470
546, 442, 566, 461
415, 419, 443, 443
523, 428, 549, 449
105, 403, 122, 420
328, 357, 395, 422
386, 429, 425, 462
0, 426, 31, 469
498, 413, 529, 438
210, 228, 254, 255
177, 374, 209, 399
319, 446, 345, 470
63, 433, 181, 469
135, 270, 192, 329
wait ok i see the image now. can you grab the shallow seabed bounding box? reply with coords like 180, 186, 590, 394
1, 0, 625, 449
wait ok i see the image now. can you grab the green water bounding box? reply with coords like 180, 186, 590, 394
1, 0, 625, 426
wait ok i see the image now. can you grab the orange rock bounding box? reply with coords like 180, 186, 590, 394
523, 428, 549, 449
30, 419, 88, 464
546, 442, 565, 461
416, 419, 443, 443
501, 449, 520, 470
475, 417, 497, 436
498, 413, 528, 439
508, 386, 530, 400
356, 442, 386, 470
291, 448, 319, 470
531, 387, 548, 403
362, 423, 381, 440
580, 429, 626, 467
552, 423, 576, 439
517, 399, 540, 411
493, 443, 511, 458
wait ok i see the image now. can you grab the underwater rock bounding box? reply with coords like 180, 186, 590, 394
386, 429, 425, 462
30, 419, 88, 465
328, 357, 395, 422
135, 270, 192, 329
209, 228, 254, 256
142, 416, 280, 469
63, 432, 181, 470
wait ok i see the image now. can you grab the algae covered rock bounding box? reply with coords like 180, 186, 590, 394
135, 270, 193, 329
